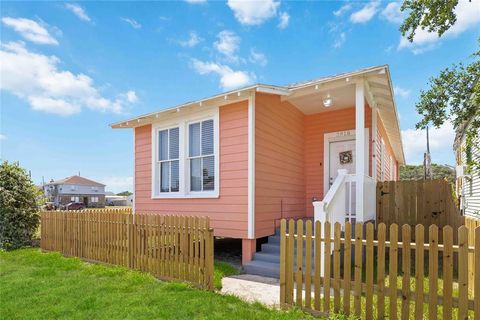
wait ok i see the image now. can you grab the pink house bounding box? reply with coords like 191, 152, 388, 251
111, 65, 404, 266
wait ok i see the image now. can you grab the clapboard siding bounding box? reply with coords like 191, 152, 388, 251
459, 130, 480, 216
376, 113, 398, 181
134, 101, 249, 238
254, 93, 306, 238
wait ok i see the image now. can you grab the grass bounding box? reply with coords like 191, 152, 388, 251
0, 248, 312, 320
214, 260, 240, 290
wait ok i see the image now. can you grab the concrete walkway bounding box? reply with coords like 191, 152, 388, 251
221, 274, 281, 307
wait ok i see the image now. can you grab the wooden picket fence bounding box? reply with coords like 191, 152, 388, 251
279, 219, 480, 319
40, 210, 214, 290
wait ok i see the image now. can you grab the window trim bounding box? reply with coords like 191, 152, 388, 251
150, 107, 220, 199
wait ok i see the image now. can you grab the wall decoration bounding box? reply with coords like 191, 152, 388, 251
339, 150, 353, 164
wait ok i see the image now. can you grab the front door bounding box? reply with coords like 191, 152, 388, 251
329, 139, 356, 187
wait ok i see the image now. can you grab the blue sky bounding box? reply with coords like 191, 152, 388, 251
1, 1, 479, 192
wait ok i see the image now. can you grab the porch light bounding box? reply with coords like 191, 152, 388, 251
323, 94, 333, 107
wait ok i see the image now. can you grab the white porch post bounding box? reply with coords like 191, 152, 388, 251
372, 105, 377, 181
355, 81, 365, 222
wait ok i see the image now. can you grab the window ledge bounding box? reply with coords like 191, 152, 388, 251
151, 192, 219, 199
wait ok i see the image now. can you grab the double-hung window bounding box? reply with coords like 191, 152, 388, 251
152, 109, 219, 198
158, 127, 180, 193
188, 119, 215, 192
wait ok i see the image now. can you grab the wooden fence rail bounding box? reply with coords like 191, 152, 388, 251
40, 210, 214, 290
279, 219, 479, 319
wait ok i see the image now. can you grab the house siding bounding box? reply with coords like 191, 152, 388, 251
254, 93, 306, 238
458, 129, 480, 216
376, 113, 399, 181
134, 101, 249, 238
304, 106, 373, 217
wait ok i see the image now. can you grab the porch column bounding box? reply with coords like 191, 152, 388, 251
242, 239, 256, 265
355, 81, 365, 221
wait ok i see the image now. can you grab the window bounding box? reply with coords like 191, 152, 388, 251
91, 196, 98, 203
71, 196, 79, 202
91, 186, 98, 192
157, 127, 180, 193
152, 111, 219, 198
70, 185, 76, 191
188, 120, 215, 192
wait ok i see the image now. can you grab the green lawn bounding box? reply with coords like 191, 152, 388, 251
0, 249, 313, 320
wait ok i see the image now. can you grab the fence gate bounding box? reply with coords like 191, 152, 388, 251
279, 219, 480, 319
40, 210, 215, 290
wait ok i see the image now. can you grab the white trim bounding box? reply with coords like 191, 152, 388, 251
150, 106, 220, 199
323, 129, 370, 195
372, 105, 377, 181
355, 81, 365, 221
133, 128, 136, 213
247, 94, 255, 239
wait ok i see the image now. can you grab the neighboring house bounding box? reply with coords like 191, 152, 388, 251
111, 65, 404, 264
44, 175, 106, 208
106, 195, 128, 206
454, 116, 480, 217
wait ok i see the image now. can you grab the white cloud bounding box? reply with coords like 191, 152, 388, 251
99, 176, 133, 193
333, 3, 352, 17
1, 17, 58, 45
278, 12, 290, 29
350, 1, 380, 23
191, 59, 254, 90
402, 123, 456, 165
249, 48, 267, 66
184, 0, 207, 4
398, 0, 480, 53
126, 90, 138, 103
121, 17, 141, 29
65, 3, 91, 22
214, 30, 240, 62
0, 134, 7, 140
227, 0, 280, 25
380, 2, 404, 24
333, 32, 346, 49
0, 41, 136, 116
393, 85, 410, 98
179, 31, 203, 48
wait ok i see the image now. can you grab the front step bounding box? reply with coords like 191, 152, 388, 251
243, 222, 316, 279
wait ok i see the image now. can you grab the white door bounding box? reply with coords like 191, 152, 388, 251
329, 139, 356, 187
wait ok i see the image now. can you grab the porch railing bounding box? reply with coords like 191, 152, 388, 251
313, 170, 376, 226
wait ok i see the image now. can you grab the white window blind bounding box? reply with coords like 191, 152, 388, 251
189, 119, 215, 192
158, 127, 180, 193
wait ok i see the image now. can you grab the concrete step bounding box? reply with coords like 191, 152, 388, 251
243, 260, 280, 278
260, 243, 316, 255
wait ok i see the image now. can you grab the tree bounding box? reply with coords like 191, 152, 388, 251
400, 0, 479, 169
117, 191, 133, 196
400, 164, 455, 183
0, 161, 41, 250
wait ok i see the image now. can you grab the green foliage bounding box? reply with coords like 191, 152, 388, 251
214, 260, 240, 290
0, 249, 311, 319
400, 0, 459, 42
116, 191, 133, 196
400, 164, 455, 183
0, 161, 41, 250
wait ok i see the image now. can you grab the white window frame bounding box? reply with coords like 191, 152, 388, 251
151, 106, 220, 199
91, 196, 98, 203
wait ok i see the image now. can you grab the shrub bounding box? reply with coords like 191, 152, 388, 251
0, 161, 41, 250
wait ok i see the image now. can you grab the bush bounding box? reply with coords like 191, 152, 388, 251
0, 161, 41, 250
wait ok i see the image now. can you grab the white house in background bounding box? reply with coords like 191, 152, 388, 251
44, 175, 106, 208
455, 116, 480, 217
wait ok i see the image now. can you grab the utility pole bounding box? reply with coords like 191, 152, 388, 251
424, 126, 432, 180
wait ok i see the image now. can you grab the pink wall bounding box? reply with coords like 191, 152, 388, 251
254, 93, 306, 238
304, 106, 373, 217
134, 101, 249, 238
